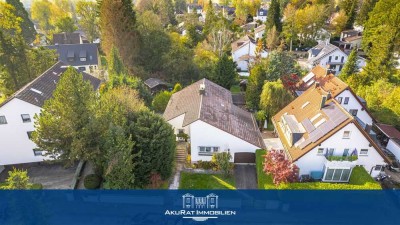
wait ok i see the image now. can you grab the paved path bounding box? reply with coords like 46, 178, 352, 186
77, 161, 94, 189
168, 164, 183, 189
234, 165, 257, 189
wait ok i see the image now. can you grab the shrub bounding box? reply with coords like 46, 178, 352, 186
31, 183, 43, 190
148, 172, 163, 189
84, 174, 102, 189
194, 160, 216, 170
212, 152, 234, 176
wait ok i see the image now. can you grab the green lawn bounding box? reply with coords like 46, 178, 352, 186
179, 172, 236, 189
230, 85, 241, 93
256, 149, 381, 190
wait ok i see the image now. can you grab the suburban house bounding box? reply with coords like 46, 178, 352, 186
373, 123, 400, 161
254, 8, 267, 22
0, 62, 101, 172
305, 43, 348, 75
241, 21, 258, 33
144, 78, 170, 94
46, 43, 100, 73
221, 6, 235, 20
52, 32, 83, 45
296, 65, 374, 128
254, 24, 266, 40
163, 79, 265, 163
338, 30, 362, 50
231, 35, 268, 75
187, 4, 203, 14
272, 85, 388, 181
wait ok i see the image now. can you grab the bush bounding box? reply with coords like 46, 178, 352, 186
212, 152, 234, 176
31, 183, 43, 190
84, 174, 102, 189
193, 160, 216, 170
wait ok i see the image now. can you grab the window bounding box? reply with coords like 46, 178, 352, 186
375, 165, 383, 171
343, 149, 349, 157
328, 148, 335, 156
341, 56, 344, 63
27, 131, 33, 139
343, 131, 351, 139
317, 148, 325, 155
335, 56, 338, 60
0, 115, 7, 125
349, 109, 358, 116
78, 67, 86, 71
344, 97, 349, 105
198, 146, 219, 156
328, 56, 332, 62
21, 114, 31, 123
337, 97, 343, 104
178, 129, 184, 134
33, 148, 43, 156
324, 168, 352, 182
80, 57, 87, 62
360, 149, 368, 155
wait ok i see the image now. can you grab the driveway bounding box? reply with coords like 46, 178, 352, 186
234, 164, 257, 189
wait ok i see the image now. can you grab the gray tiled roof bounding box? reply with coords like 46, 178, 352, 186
46, 44, 99, 67
144, 78, 169, 89
0, 61, 101, 108
163, 79, 265, 149
53, 32, 81, 45
231, 35, 256, 53
308, 43, 340, 64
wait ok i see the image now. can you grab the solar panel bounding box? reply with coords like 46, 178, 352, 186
301, 118, 315, 133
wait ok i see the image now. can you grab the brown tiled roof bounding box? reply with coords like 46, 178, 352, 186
376, 124, 400, 140
231, 35, 255, 53
297, 66, 348, 97
0, 61, 101, 108
273, 86, 389, 162
163, 79, 265, 149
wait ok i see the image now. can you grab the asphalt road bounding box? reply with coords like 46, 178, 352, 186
234, 164, 258, 189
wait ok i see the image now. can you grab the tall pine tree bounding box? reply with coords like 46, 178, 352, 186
266, 0, 282, 32
339, 48, 358, 81
212, 54, 237, 89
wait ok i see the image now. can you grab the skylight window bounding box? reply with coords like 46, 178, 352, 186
301, 101, 310, 109
30, 88, 43, 95
310, 113, 322, 122
314, 118, 326, 128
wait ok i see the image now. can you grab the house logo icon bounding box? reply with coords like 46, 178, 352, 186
182, 193, 218, 209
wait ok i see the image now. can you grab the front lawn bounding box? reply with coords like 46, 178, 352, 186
256, 149, 381, 190
179, 172, 236, 189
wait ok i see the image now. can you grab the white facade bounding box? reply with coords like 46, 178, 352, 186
387, 139, 400, 161
294, 123, 386, 178
309, 49, 348, 75
232, 42, 268, 72
167, 115, 259, 163
0, 99, 47, 166
73, 64, 98, 74
335, 90, 373, 127
255, 29, 265, 40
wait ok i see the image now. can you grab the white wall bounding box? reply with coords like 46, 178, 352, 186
311, 49, 348, 75
336, 90, 373, 126
0, 99, 45, 165
387, 139, 400, 161
232, 42, 268, 72
167, 113, 190, 135
255, 30, 265, 40
295, 122, 386, 177
190, 120, 260, 162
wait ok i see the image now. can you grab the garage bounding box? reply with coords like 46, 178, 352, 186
234, 152, 256, 164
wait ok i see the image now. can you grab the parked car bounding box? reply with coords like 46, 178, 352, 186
388, 161, 400, 173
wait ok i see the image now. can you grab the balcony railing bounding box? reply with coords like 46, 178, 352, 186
325, 155, 358, 162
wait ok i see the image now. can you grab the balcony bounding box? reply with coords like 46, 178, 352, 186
325, 155, 358, 162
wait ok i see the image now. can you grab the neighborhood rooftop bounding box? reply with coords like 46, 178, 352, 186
46, 43, 99, 67
144, 78, 169, 89
231, 35, 256, 52
0, 61, 101, 108
272, 86, 387, 162
163, 79, 265, 149
308, 43, 340, 64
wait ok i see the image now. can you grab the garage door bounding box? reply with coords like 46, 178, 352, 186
234, 152, 255, 164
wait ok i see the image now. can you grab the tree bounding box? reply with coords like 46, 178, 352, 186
208, 19, 232, 57
265, 51, 300, 81
6, 0, 36, 44
362, 0, 400, 82
281, 73, 300, 92
259, 80, 293, 121
152, 91, 172, 113
107, 47, 126, 76
135, 0, 176, 26
99, 0, 140, 72
339, 0, 358, 29
33, 67, 99, 164
30, 0, 54, 33
193, 42, 219, 80
2, 168, 32, 190
211, 54, 237, 89
266, 0, 282, 32
263, 149, 299, 186
331, 10, 348, 36
55, 16, 77, 33
246, 64, 266, 110
76, 0, 99, 43
266, 26, 280, 50
356, 0, 378, 26
282, 3, 297, 51
339, 48, 358, 81
127, 110, 176, 187
212, 152, 233, 176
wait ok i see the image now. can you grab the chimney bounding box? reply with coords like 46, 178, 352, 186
315, 82, 320, 88
199, 84, 205, 95
321, 95, 327, 109
327, 91, 332, 99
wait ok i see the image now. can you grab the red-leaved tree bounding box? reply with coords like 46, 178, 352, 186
281, 73, 300, 93
263, 149, 299, 186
